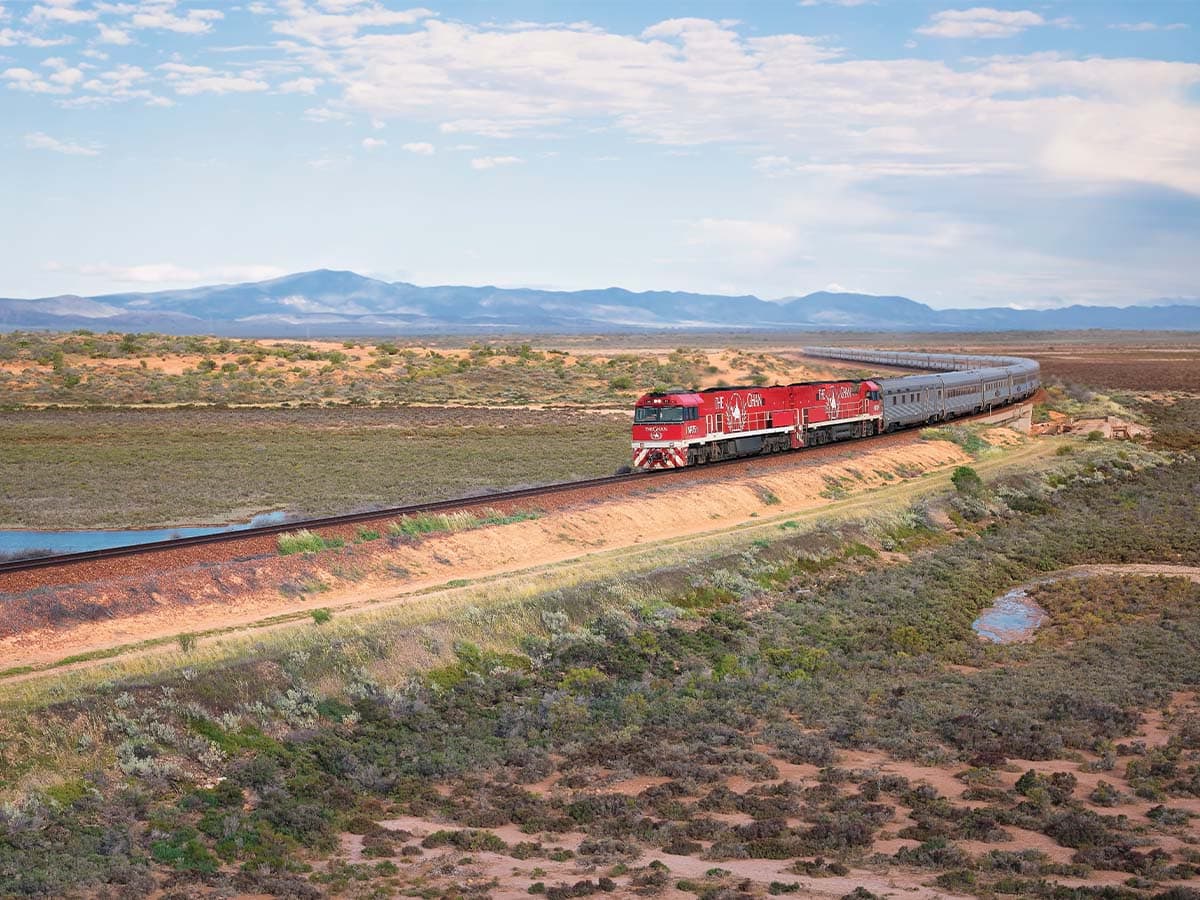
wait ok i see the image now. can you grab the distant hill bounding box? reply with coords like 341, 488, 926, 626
2, 270, 1198, 335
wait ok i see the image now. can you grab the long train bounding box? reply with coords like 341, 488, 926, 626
631, 348, 1040, 470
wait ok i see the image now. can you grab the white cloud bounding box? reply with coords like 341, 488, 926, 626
97, 24, 132, 44
130, 3, 224, 35
272, 2, 435, 45
1109, 22, 1188, 33
361, 136, 385, 149
916, 8, 1054, 39
401, 141, 434, 154
470, 155, 522, 170
26, 1, 97, 26
55, 262, 288, 285
1041, 99, 1200, 197
304, 104, 348, 122
27, 34, 74, 46
43, 56, 85, 87
260, 14, 1200, 197
80, 262, 198, 282
25, 130, 100, 155
280, 76, 321, 93
307, 155, 350, 168
4, 64, 72, 93
158, 61, 269, 95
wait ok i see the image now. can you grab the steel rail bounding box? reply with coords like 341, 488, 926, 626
0, 472, 640, 575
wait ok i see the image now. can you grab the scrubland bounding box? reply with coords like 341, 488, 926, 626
2, 333, 1199, 898
1, 397, 1199, 897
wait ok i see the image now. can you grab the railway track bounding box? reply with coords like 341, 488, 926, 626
0, 472, 641, 576
0, 424, 911, 580
1, 397, 1034, 582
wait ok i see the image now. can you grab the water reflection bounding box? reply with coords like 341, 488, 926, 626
972, 587, 1049, 643
0, 510, 290, 560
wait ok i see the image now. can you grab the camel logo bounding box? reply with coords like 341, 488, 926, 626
826, 392, 839, 420
728, 393, 745, 431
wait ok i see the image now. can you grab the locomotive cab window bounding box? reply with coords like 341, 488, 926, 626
634, 406, 695, 423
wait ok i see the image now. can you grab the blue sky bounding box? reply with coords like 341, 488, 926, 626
3, 0, 1198, 308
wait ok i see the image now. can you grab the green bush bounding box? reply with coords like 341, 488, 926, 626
277, 529, 343, 555
951, 466, 984, 496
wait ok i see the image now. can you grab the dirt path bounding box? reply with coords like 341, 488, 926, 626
1051, 563, 1200, 583
0, 435, 1058, 688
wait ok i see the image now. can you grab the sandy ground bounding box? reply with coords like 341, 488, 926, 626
325, 692, 1199, 899
0, 433, 1030, 677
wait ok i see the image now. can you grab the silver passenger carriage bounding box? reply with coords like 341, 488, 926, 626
802, 348, 1041, 431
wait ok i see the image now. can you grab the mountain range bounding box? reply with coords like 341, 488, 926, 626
2, 270, 1199, 335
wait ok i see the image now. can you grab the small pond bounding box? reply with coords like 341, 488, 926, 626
972, 587, 1049, 643
0, 511, 290, 560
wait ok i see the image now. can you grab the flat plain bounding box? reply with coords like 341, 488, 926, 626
0, 334, 871, 529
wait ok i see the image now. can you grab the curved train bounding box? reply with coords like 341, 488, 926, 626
631, 348, 1040, 470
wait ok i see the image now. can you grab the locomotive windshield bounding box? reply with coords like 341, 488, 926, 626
635, 406, 693, 423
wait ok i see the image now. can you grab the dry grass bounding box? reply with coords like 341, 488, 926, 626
0, 407, 629, 528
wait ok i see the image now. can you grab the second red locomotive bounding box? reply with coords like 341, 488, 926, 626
632, 381, 883, 469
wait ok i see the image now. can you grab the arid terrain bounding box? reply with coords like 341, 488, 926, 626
0, 334, 884, 529
1, 334, 1199, 900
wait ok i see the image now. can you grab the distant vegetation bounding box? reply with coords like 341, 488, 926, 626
0, 331, 813, 408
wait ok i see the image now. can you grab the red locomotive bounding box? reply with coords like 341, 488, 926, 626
632, 381, 883, 469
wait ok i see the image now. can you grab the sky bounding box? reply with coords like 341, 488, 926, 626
2, 0, 1199, 309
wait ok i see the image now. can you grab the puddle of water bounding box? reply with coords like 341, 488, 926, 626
972, 588, 1049, 643
0, 511, 290, 560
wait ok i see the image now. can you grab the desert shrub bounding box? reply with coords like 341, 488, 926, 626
894, 837, 972, 871
951, 465, 985, 495
578, 836, 641, 863
1146, 805, 1192, 827
421, 829, 508, 852
1044, 809, 1121, 849
761, 723, 837, 766
1090, 781, 1122, 807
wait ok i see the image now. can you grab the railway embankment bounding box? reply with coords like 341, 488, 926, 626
0, 419, 1043, 681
